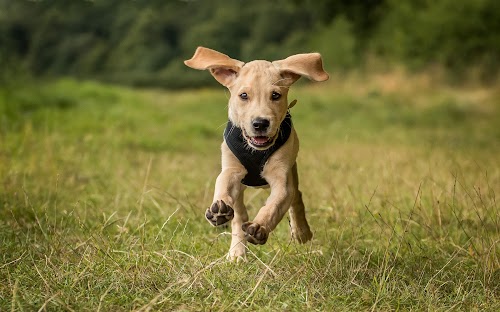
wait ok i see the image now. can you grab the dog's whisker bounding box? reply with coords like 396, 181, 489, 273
223, 89, 231, 100
217, 121, 229, 130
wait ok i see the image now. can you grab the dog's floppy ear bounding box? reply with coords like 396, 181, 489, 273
184, 46, 245, 87
272, 53, 329, 85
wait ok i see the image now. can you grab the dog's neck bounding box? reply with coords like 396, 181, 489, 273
224, 113, 292, 187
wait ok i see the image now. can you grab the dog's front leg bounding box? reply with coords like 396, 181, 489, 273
242, 170, 294, 245
206, 143, 249, 261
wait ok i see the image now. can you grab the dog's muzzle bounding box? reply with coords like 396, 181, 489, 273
242, 117, 277, 149
243, 130, 277, 149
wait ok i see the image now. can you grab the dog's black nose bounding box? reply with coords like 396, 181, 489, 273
252, 118, 270, 131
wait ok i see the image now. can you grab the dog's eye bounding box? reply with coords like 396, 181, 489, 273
271, 92, 281, 101
239, 93, 248, 100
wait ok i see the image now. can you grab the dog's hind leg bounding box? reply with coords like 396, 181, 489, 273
227, 190, 248, 261
288, 163, 313, 243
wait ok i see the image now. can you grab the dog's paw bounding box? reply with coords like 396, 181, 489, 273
205, 200, 234, 226
242, 222, 269, 245
227, 249, 247, 263
291, 228, 313, 244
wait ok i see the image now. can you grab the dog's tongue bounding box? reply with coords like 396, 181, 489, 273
253, 136, 269, 144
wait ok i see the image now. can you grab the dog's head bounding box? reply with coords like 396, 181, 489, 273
185, 47, 329, 150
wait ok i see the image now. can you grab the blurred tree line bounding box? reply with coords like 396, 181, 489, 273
1, 0, 499, 88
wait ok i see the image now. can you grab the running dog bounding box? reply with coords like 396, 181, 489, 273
184, 47, 329, 261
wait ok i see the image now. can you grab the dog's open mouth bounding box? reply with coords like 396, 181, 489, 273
243, 131, 277, 149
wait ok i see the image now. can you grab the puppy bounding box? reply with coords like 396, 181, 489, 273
185, 47, 329, 261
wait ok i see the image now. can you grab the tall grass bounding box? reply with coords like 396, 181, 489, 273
1, 76, 499, 310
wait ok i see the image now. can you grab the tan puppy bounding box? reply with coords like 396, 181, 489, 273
185, 47, 329, 261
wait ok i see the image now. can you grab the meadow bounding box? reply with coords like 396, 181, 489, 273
1, 74, 499, 311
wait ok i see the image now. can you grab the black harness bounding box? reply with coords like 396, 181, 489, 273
223, 113, 292, 187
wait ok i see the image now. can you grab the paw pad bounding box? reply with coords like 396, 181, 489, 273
205, 200, 234, 226
242, 222, 269, 245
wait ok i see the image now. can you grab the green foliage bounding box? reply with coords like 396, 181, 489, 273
0, 0, 498, 87
309, 16, 358, 70
373, 0, 500, 77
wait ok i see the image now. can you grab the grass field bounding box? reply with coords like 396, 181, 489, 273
1, 75, 499, 311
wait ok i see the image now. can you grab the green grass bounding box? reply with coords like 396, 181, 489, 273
1, 76, 499, 311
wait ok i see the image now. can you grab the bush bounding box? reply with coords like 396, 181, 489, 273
0, 0, 498, 87
309, 16, 359, 71
372, 0, 500, 76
